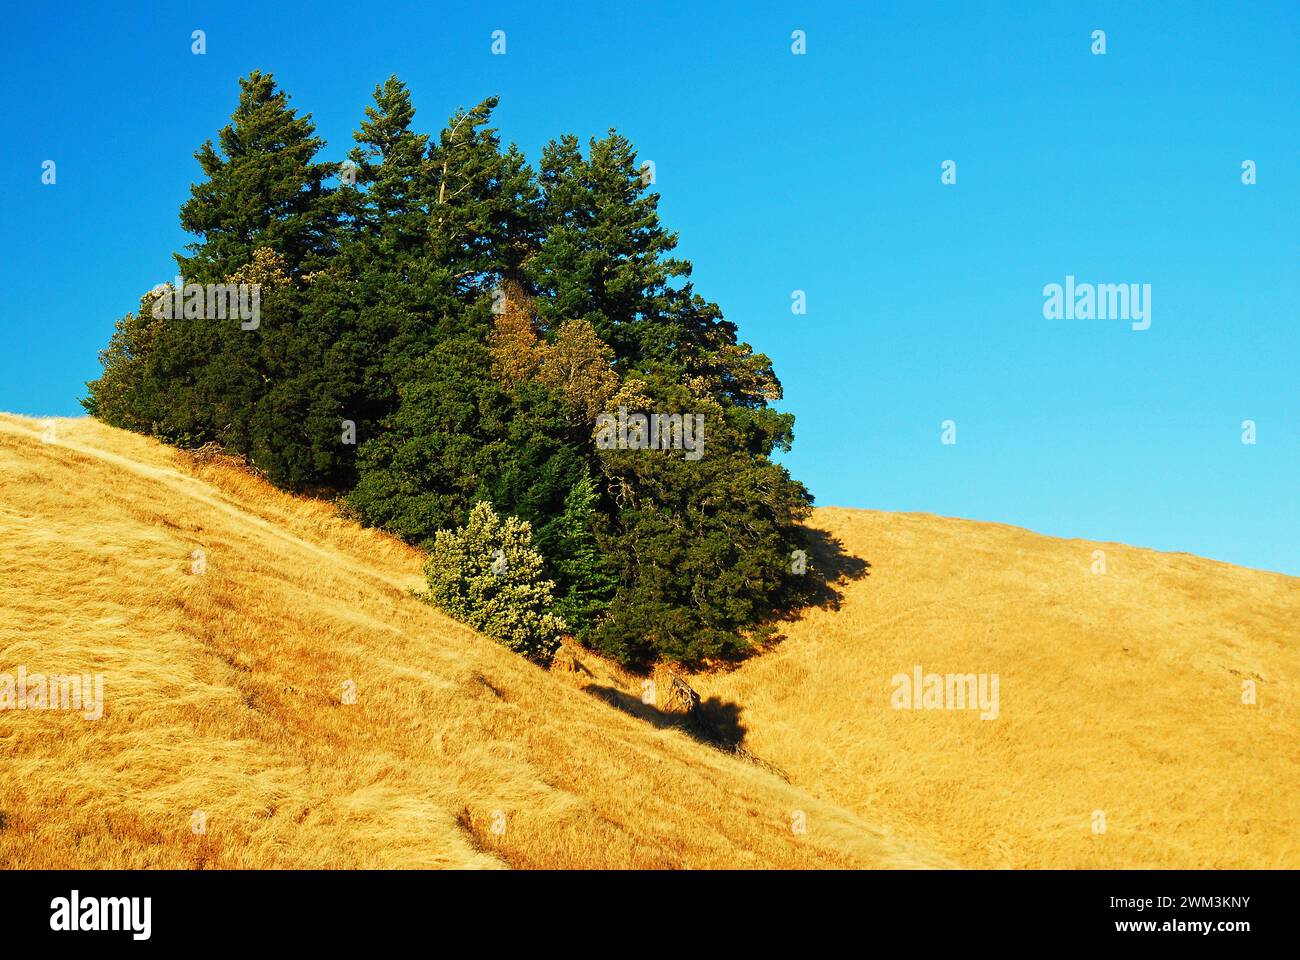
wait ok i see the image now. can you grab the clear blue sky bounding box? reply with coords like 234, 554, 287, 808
2, 1, 1297, 574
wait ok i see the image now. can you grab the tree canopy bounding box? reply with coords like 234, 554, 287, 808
85, 72, 815, 668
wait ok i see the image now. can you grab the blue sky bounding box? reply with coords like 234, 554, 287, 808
2, 1, 1297, 574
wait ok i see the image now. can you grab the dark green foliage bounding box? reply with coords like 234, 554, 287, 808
84, 72, 814, 668
87, 72, 356, 490
178, 70, 338, 282
585, 376, 813, 665
530, 132, 687, 363
427, 97, 540, 289
347, 334, 506, 542
534, 472, 617, 629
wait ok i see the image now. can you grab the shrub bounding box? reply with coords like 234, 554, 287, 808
421, 501, 566, 662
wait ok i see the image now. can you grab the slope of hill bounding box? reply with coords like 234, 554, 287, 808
4, 414, 1295, 870
0, 414, 947, 869
685, 507, 1300, 869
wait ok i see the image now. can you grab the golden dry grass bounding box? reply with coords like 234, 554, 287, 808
5, 415, 1294, 869
685, 507, 1300, 869
0, 414, 946, 869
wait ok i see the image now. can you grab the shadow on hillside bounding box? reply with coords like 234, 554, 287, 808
693, 696, 745, 748
582, 684, 746, 750
566, 526, 868, 775
792, 525, 871, 615
583, 682, 792, 779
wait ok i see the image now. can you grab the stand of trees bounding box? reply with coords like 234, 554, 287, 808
86, 71, 814, 667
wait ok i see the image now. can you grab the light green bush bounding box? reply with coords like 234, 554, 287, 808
422, 501, 566, 662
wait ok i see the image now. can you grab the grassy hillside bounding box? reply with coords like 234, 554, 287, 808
3, 413, 1294, 869
687, 507, 1300, 869
0, 414, 945, 869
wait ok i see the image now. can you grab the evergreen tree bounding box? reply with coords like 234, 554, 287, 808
584, 371, 813, 666
339, 74, 450, 386
346, 334, 505, 543
86, 76, 817, 669
428, 97, 540, 293
346, 75, 430, 249
348, 97, 553, 537
177, 70, 338, 281
526, 130, 814, 665
535, 473, 617, 630
288, 76, 441, 490
87, 72, 354, 489
530, 131, 688, 363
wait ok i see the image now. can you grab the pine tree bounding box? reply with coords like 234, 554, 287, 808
530, 131, 688, 363
288, 76, 442, 490
90, 72, 354, 488
339, 74, 450, 385
428, 97, 540, 293
177, 70, 338, 282
525, 129, 814, 665
86, 77, 818, 669
349, 97, 556, 539
535, 473, 617, 630
347, 75, 430, 249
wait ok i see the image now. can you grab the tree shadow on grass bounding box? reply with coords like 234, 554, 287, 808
582, 685, 745, 749
582, 682, 793, 780
789, 524, 871, 615
571, 525, 867, 774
